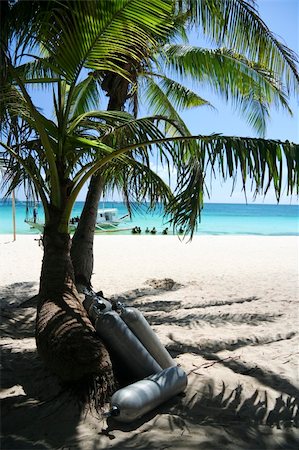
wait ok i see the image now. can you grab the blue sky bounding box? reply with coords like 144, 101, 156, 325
183, 0, 299, 143
179, 0, 299, 204
141, 0, 298, 205
3, 0, 299, 205
103, 0, 299, 204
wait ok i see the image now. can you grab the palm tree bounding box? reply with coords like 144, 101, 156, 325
1, 0, 298, 398
3, 0, 298, 285
70, 0, 299, 288
1, 0, 182, 394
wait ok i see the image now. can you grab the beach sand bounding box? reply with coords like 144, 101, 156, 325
1, 235, 298, 449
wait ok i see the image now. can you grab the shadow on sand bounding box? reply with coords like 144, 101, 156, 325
145, 311, 282, 327
1, 281, 299, 449
1, 343, 86, 450
1, 281, 95, 450
103, 378, 299, 450
0, 281, 38, 308
167, 335, 299, 400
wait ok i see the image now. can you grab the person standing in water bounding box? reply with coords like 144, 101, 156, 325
33, 207, 38, 223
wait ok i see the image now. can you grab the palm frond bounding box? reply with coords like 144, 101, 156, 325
177, 0, 299, 94
68, 109, 135, 134
146, 73, 212, 111
0, 139, 50, 209
37, 0, 173, 85
17, 56, 61, 85
68, 76, 102, 120
100, 155, 174, 211
163, 45, 293, 135
166, 135, 299, 237
0, 154, 41, 202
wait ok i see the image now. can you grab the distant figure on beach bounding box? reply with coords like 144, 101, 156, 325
150, 227, 156, 234
33, 207, 37, 223
162, 227, 168, 235
132, 226, 142, 234
145, 227, 150, 233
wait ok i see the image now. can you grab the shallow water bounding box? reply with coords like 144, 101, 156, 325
0, 201, 298, 236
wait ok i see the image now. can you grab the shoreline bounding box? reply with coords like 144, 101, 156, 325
1, 202, 298, 236
1, 231, 299, 236
1, 234, 298, 449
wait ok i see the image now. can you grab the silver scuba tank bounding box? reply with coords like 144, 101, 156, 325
120, 306, 175, 369
94, 311, 162, 379
109, 366, 188, 423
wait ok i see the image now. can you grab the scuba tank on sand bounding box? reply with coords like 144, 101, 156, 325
82, 292, 187, 422
120, 306, 175, 369
108, 366, 188, 423
82, 294, 168, 379
94, 311, 162, 379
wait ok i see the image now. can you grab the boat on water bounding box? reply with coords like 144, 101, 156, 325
25, 208, 132, 234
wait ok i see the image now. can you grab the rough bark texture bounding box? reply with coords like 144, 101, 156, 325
36, 211, 115, 390
102, 71, 130, 111
71, 175, 104, 288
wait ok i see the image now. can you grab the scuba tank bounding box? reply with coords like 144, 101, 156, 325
82, 292, 174, 378
120, 306, 175, 369
94, 311, 162, 379
108, 366, 188, 423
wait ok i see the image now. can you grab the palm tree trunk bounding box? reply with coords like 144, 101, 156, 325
36, 207, 115, 391
71, 83, 128, 290
70, 174, 104, 289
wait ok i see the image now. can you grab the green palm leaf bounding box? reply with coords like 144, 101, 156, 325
163, 45, 293, 134
177, 0, 299, 93
142, 75, 212, 138
68, 76, 102, 120
38, 0, 173, 84
100, 155, 174, 214
2, 0, 298, 237
166, 135, 299, 237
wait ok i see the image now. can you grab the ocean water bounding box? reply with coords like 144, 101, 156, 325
0, 200, 298, 236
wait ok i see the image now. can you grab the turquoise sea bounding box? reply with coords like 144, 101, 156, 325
0, 201, 298, 236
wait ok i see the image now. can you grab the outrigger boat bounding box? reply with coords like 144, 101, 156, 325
25, 208, 132, 233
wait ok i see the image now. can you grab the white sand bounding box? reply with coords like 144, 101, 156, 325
1, 234, 299, 449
